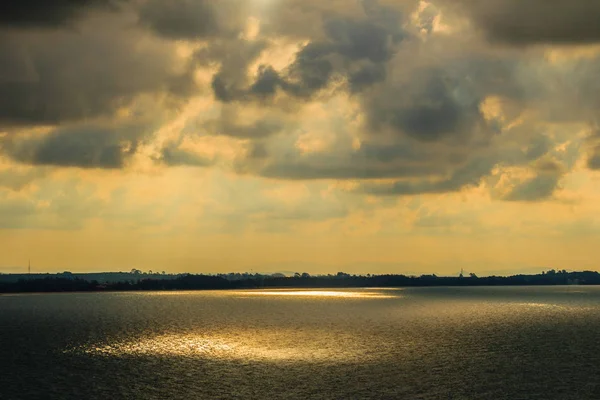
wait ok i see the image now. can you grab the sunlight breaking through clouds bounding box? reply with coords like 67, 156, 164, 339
4, 0, 600, 276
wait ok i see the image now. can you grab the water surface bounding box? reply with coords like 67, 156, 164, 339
1, 286, 600, 399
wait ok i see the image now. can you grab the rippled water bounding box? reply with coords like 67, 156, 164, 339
2, 286, 600, 399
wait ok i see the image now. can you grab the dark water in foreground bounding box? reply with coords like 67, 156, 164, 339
1, 287, 600, 399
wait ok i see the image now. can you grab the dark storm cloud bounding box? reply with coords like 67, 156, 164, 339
442, 0, 600, 45
362, 50, 521, 142
348, 62, 386, 93
138, 0, 218, 39
249, 66, 282, 98
282, 13, 404, 97
2, 124, 145, 169
365, 73, 484, 142
322, 14, 403, 63
0, 16, 196, 128
0, 0, 124, 28
138, 0, 246, 40
281, 42, 335, 98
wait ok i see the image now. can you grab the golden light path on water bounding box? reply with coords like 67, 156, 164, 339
130, 289, 401, 299
227, 290, 400, 298
516, 302, 567, 309
68, 333, 373, 363
65, 289, 402, 362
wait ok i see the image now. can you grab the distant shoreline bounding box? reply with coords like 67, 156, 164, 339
1, 269, 598, 294
0, 285, 598, 297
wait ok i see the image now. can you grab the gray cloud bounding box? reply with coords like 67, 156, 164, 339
249, 66, 282, 98
138, 0, 246, 40
208, 1, 406, 103
0, 12, 196, 128
362, 45, 523, 142
211, 2, 568, 200
587, 127, 600, 170
256, 139, 458, 180
282, 12, 404, 97
0, 0, 125, 28
219, 1, 535, 193
202, 39, 269, 102
365, 72, 485, 142
138, 0, 219, 40
348, 62, 387, 93
441, 0, 600, 45
3, 123, 146, 169
503, 160, 564, 202
159, 145, 212, 167
1, 0, 598, 204
242, 45, 526, 191
361, 157, 497, 196
0, 8, 202, 170
588, 149, 600, 170
167, 0, 589, 203
504, 174, 561, 202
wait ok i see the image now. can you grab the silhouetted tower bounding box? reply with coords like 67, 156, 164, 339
28, 259, 31, 275
459, 268, 464, 278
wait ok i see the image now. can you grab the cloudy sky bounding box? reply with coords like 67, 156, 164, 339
2, 0, 600, 275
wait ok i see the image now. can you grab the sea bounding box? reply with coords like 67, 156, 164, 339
1, 286, 600, 399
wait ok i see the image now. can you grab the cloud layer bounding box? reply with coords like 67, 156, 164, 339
3, 0, 600, 266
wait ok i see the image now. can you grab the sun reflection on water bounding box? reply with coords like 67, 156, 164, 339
516, 302, 563, 309
67, 332, 375, 363
229, 290, 400, 299
64, 289, 401, 362
120, 289, 401, 299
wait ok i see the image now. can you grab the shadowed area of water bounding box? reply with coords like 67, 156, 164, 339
1, 286, 600, 399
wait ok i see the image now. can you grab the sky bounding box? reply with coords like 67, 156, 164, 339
2, 0, 600, 275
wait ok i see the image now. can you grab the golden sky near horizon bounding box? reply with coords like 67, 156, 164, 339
2, 0, 600, 275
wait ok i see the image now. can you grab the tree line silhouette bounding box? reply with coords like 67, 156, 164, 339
0, 269, 599, 293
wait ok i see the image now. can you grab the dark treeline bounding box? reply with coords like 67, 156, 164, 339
1, 269, 600, 293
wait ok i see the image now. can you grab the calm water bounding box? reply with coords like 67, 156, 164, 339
2, 286, 600, 399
